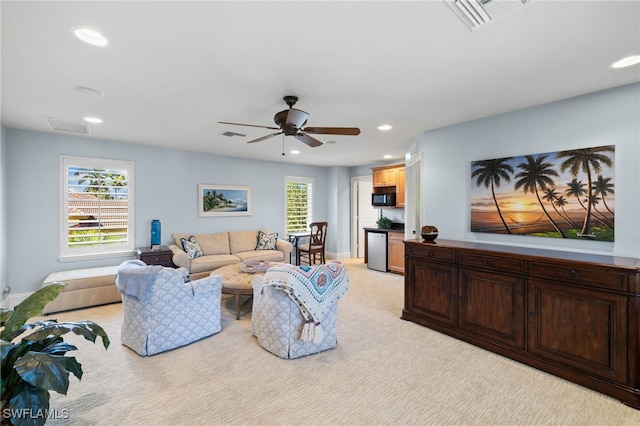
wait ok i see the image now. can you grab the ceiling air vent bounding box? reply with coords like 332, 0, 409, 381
446, 0, 532, 31
220, 131, 246, 138
44, 117, 91, 134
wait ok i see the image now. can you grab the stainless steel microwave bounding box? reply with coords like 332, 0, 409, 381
372, 192, 396, 207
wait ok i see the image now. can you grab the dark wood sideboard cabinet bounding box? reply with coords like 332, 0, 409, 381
402, 239, 640, 408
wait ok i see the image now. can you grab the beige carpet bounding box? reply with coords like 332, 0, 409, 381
43, 259, 639, 425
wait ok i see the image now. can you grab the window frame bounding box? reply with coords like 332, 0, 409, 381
59, 156, 135, 262
284, 175, 314, 236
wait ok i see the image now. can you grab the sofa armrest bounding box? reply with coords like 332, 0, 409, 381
276, 239, 293, 261
169, 244, 190, 270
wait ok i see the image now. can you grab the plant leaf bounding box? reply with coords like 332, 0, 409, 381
1, 339, 13, 359
39, 341, 78, 355
1, 284, 66, 340
24, 321, 110, 350
14, 352, 71, 395
74, 320, 111, 349
1, 308, 14, 326
64, 356, 83, 381
8, 381, 50, 426
5, 320, 59, 343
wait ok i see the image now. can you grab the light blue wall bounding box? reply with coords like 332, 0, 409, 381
5, 129, 342, 294
328, 166, 352, 258
4, 83, 640, 298
419, 83, 640, 258
0, 124, 8, 302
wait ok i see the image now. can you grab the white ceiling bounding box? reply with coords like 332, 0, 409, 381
2, 1, 639, 167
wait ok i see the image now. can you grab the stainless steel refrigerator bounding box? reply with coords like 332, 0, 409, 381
367, 231, 387, 272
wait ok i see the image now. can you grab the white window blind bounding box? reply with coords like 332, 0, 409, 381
285, 176, 313, 234
60, 156, 135, 260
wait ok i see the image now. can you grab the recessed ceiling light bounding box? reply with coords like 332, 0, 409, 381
383, 154, 393, 159
74, 86, 105, 97
290, 150, 300, 155
610, 55, 640, 69
84, 116, 103, 124
378, 124, 392, 131
73, 28, 109, 47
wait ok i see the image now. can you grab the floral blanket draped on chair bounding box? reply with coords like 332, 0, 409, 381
260, 261, 349, 343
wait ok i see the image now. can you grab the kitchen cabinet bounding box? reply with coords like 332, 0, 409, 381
396, 168, 405, 207
371, 163, 405, 208
387, 231, 405, 274
402, 239, 640, 408
372, 167, 397, 187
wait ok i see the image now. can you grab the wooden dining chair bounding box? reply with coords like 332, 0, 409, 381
296, 222, 328, 265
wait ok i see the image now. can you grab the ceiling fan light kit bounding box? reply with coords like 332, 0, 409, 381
219, 96, 360, 148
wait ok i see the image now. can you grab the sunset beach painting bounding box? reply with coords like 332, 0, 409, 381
470, 145, 615, 241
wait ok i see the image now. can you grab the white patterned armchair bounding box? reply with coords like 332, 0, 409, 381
251, 262, 349, 359
115, 260, 222, 356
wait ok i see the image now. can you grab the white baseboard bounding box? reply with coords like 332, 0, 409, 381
326, 251, 351, 261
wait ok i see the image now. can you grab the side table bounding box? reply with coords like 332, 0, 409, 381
136, 246, 175, 267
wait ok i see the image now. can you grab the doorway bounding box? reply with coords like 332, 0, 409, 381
351, 175, 377, 258
405, 153, 423, 240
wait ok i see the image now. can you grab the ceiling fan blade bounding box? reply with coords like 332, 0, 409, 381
303, 126, 361, 136
295, 132, 323, 148
247, 132, 282, 144
286, 109, 310, 128
219, 121, 279, 131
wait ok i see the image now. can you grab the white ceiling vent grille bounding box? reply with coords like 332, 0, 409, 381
447, 0, 532, 31
44, 117, 91, 134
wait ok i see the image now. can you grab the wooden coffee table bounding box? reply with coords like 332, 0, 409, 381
214, 262, 283, 320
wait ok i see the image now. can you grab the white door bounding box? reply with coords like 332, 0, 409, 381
351, 176, 378, 258
358, 179, 377, 257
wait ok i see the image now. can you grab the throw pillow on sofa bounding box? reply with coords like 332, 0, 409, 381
181, 235, 203, 259
256, 231, 278, 250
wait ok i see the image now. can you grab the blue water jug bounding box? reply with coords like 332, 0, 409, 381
150, 219, 161, 247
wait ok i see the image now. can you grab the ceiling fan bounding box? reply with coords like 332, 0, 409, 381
219, 95, 360, 148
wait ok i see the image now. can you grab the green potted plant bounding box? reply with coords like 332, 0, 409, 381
376, 216, 392, 229
1, 283, 110, 426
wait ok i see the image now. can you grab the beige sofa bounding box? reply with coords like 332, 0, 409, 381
169, 230, 292, 277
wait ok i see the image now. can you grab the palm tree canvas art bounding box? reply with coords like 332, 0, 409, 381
198, 184, 251, 217
470, 145, 614, 241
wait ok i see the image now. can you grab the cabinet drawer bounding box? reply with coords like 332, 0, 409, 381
528, 261, 627, 291
405, 243, 456, 263
388, 232, 404, 241
140, 252, 174, 267
459, 252, 525, 275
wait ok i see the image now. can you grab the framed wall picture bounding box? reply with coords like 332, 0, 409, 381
470, 145, 615, 241
198, 184, 251, 217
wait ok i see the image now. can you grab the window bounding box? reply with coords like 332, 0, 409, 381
60, 156, 134, 261
285, 176, 313, 234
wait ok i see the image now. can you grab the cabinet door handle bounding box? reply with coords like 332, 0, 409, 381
528, 312, 534, 318
567, 269, 580, 278
485, 259, 494, 266
427, 250, 435, 257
